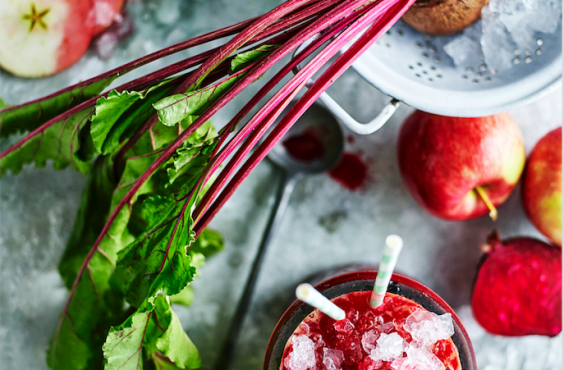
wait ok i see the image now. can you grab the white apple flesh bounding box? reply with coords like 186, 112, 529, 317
0, 0, 95, 77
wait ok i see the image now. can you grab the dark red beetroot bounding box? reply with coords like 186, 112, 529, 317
471, 233, 562, 337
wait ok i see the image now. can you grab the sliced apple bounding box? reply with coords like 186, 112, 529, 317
0, 0, 95, 77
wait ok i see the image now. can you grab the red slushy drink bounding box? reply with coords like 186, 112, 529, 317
281, 291, 460, 370
263, 271, 475, 370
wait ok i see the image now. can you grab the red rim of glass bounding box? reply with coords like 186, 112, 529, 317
262, 270, 477, 369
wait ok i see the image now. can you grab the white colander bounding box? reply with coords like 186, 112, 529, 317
301, 18, 562, 135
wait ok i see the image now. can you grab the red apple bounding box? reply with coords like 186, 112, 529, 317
0, 0, 95, 77
522, 127, 562, 246
397, 111, 525, 220
471, 233, 562, 337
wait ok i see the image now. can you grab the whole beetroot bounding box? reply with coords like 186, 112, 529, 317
471, 233, 562, 337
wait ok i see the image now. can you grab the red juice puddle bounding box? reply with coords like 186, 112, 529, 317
282, 130, 325, 161
329, 152, 367, 191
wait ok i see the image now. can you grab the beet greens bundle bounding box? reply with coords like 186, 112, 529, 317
0, 0, 414, 369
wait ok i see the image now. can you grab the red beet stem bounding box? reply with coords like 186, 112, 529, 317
0, 0, 328, 114
134, 0, 374, 179
0, 0, 330, 142
111, 23, 312, 173
188, 18, 348, 218
248, 0, 343, 43
0, 15, 313, 162
0, 54, 203, 159
194, 0, 414, 236
177, 0, 320, 92
54, 0, 378, 336
0, 16, 259, 116
192, 9, 362, 223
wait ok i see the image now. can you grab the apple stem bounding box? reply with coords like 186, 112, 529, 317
475, 185, 498, 221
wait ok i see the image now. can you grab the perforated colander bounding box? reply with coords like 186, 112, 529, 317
303, 17, 562, 135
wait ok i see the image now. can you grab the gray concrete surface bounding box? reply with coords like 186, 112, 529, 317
0, 0, 561, 369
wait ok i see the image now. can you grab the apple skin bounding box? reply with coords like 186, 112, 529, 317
522, 127, 562, 246
0, 0, 95, 77
397, 111, 526, 220
471, 233, 562, 337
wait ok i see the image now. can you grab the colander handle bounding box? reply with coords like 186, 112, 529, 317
317, 93, 400, 135
294, 35, 400, 135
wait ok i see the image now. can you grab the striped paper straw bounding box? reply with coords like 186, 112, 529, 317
370, 235, 403, 308
296, 283, 345, 321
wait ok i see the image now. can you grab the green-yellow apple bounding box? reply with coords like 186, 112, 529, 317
0, 0, 95, 77
397, 111, 525, 220
522, 127, 562, 246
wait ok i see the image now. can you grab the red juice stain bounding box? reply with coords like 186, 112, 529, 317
329, 152, 367, 191
347, 134, 355, 144
282, 130, 325, 161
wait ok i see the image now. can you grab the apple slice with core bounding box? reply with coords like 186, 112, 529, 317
0, 0, 95, 77
397, 111, 526, 221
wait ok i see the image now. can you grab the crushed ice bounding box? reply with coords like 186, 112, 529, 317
93, 11, 134, 60
91, 1, 117, 28
442, 0, 562, 71
390, 357, 405, 370
292, 310, 456, 369
322, 348, 345, 370
401, 344, 446, 370
361, 320, 399, 354
285, 335, 317, 370
362, 329, 380, 353
404, 308, 454, 346
380, 322, 395, 334
334, 318, 355, 334
369, 332, 406, 362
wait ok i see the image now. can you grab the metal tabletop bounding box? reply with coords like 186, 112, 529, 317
0, 0, 561, 369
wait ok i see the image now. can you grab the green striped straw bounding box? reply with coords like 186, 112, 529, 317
370, 235, 403, 308
296, 283, 345, 321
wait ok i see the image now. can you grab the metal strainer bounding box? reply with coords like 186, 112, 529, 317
303, 18, 562, 135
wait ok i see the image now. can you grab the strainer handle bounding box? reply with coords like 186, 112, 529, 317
294, 35, 400, 135
317, 93, 400, 135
